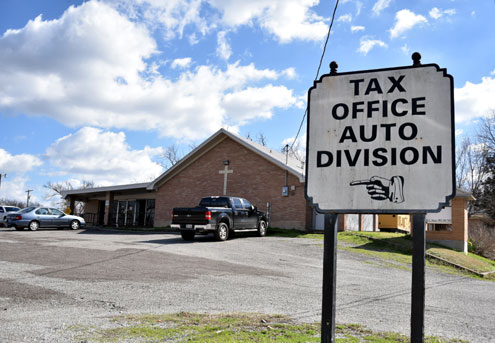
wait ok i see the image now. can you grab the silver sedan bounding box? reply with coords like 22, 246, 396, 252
5, 207, 86, 231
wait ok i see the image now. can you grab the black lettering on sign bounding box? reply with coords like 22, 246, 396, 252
360, 125, 377, 142
349, 79, 365, 96
345, 150, 361, 167
387, 75, 406, 93
391, 98, 408, 116
332, 103, 349, 120
339, 126, 357, 143
412, 97, 426, 115
352, 101, 365, 118
367, 100, 380, 118
400, 147, 419, 165
315, 146, 442, 168
317, 151, 333, 167
398, 123, 418, 140
380, 123, 396, 141
423, 146, 442, 164
372, 148, 388, 166
365, 78, 383, 95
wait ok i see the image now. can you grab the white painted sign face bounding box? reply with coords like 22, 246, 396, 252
306, 65, 455, 213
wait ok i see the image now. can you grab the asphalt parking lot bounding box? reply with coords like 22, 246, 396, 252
0, 227, 494, 342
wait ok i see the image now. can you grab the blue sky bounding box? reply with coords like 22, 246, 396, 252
0, 0, 494, 206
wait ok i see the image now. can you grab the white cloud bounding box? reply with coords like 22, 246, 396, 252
207, 0, 328, 43
337, 14, 352, 23
389, 9, 428, 39
282, 67, 297, 79
0, 150, 42, 204
0, 1, 297, 141
109, 0, 209, 40
401, 44, 410, 55
0, 176, 36, 204
0, 149, 42, 174
372, 0, 392, 16
44, 127, 164, 185
455, 76, 495, 122
112, 0, 328, 43
216, 31, 232, 60
429, 7, 456, 20
223, 84, 296, 125
171, 57, 192, 69
358, 38, 387, 55
455, 129, 464, 136
351, 25, 365, 33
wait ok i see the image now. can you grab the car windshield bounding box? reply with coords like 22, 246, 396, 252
19, 207, 35, 213
6, 207, 20, 212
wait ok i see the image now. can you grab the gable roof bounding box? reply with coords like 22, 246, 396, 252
455, 188, 475, 200
147, 128, 305, 190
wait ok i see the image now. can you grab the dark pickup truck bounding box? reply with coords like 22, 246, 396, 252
171, 196, 268, 241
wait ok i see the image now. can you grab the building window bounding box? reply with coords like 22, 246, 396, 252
145, 199, 155, 227
427, 223, 452, 231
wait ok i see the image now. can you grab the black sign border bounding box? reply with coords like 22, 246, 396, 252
305, 63, 456, 214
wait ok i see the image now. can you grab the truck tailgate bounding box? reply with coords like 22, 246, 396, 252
172, 207, 209, 225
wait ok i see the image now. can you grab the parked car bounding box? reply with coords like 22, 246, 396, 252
5, 207, 86, 231
0, 205, 21, 227
171, 196, 268, 241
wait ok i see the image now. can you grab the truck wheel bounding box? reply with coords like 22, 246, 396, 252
181, 231, 195, 241
257, 220, 267, 237
215, 222, 229, 241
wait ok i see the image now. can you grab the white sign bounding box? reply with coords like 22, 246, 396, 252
425, 206, 452, 224
306, 64, 455, 213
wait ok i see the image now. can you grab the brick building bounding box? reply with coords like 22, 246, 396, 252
63, 129, 312, 230
149, 129, 311, 229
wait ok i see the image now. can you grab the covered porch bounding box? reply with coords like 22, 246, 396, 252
61, 183, 156, 227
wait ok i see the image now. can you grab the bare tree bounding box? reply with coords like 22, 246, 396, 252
469, 218, 495, 260
478, 111, 495, 151
455, 136, 488, 213
159, 144, 181, 169
44, 180, 95, 212
0, 198, 41, 208
288, 141, 306, 164
256, 132, 267, 146
246, 132, 268, 147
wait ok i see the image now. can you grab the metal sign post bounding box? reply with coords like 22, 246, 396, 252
321, 213, 338, 343
305, 53, 455, 343
411, 213, 426, 342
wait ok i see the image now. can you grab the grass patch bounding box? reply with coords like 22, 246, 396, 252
427, 248, 495, 277
270, 229, 495, 279
74, 312, 467, 343
338, 232, 413, 266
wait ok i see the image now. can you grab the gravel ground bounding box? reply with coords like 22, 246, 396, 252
0, 227, 494, 342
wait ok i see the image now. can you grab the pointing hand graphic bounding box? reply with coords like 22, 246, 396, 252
350, 176, 405, 203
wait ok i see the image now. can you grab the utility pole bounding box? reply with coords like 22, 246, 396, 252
26, 189, 33, 207
0, 173, 6, 188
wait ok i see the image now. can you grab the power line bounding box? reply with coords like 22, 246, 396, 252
289, 0, 340, 152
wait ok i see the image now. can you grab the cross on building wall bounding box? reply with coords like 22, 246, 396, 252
219, 164, 233, 195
